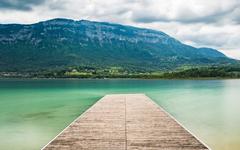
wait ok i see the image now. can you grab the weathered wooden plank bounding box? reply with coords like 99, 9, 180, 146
43, 94, 210, 150
126, 94, 208, 150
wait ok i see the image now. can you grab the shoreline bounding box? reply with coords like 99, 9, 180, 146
1, 77, 240, 81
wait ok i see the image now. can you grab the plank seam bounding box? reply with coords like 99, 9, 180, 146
124, 95, 127, 150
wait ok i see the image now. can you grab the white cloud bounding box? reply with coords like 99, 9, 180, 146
0, 0, 239, 59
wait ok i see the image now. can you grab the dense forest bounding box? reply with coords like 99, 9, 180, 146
162, 66, 240, 79
1, 65, 240, 79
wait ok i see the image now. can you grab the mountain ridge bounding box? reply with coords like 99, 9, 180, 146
0, 18, 236, 72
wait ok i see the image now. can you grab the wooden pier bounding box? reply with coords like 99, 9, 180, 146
43, 94, 209, 150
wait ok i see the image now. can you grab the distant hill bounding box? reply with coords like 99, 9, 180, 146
0, 18, 237, 72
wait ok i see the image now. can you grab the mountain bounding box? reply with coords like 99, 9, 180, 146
0, 18, 236, 72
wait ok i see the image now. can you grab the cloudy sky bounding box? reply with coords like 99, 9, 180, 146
0, 0, 239, 59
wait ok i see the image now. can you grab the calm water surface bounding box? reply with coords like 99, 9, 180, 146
0, 79, 239, 150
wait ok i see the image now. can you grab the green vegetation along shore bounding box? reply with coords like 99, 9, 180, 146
1, 65, 240, 79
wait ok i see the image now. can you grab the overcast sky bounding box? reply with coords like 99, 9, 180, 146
0, 0, 239, 59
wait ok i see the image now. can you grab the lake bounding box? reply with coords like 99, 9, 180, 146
0, 79, 239, 150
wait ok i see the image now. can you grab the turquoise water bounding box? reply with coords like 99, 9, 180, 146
0, 79, 240, 150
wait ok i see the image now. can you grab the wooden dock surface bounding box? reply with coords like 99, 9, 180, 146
43, 94, 209, 150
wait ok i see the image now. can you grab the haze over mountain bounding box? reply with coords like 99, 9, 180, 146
0, 18, 236, 72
